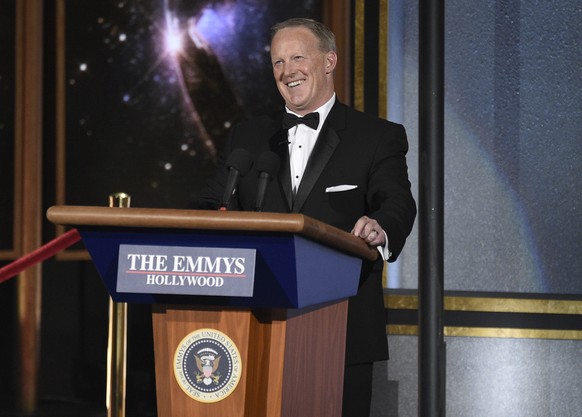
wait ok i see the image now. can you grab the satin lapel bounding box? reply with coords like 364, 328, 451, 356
269, 129, 293, 210
292, 127, 340, 213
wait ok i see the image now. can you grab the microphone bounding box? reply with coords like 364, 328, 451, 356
254, 151, 281, 212
220, 148, 254, 210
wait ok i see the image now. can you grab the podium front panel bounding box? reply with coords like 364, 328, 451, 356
79, 226, 361, 309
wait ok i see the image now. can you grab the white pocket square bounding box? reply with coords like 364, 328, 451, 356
325, 184, 358, 193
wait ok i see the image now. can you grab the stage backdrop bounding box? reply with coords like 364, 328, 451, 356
391, 0, 581, 296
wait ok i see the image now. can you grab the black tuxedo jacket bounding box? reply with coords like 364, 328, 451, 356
197, 99, 416, 364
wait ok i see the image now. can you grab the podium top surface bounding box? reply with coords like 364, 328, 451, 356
47, 206, 378, 261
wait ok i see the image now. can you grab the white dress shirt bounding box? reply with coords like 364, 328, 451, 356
286, 94, 336, 192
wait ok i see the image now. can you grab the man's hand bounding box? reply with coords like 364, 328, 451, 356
351, 216, 386, 246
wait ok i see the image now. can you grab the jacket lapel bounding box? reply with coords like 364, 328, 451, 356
292, 126, 341, 213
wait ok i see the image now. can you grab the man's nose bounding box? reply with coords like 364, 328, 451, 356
282, 62, 297, 76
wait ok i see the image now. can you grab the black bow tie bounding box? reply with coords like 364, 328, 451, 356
282, 112, 320, 130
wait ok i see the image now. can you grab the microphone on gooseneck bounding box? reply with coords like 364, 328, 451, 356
220, 148, 254, 210
255, 151, 281, 212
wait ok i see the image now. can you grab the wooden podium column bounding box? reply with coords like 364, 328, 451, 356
152, 301, 348, 417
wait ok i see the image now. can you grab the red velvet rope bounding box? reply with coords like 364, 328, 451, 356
0, 228, 81, 284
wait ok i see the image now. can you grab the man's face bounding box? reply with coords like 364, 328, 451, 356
270, 26, 337, 115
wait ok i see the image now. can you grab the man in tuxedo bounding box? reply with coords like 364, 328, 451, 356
196, 18, 416, 417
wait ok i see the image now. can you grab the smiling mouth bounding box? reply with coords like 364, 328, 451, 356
287, 80, 304, 88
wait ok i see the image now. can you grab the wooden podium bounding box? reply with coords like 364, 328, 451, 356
47, 206, 377, 417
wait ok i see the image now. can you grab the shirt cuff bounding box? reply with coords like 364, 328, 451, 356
376, 230, 391, 261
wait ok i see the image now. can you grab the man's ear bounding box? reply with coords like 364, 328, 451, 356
325, 51, 338, 74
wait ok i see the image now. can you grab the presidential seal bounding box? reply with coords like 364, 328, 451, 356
174, 328, 242, 403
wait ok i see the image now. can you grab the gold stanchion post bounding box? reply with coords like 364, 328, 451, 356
106, 193, 130, 417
